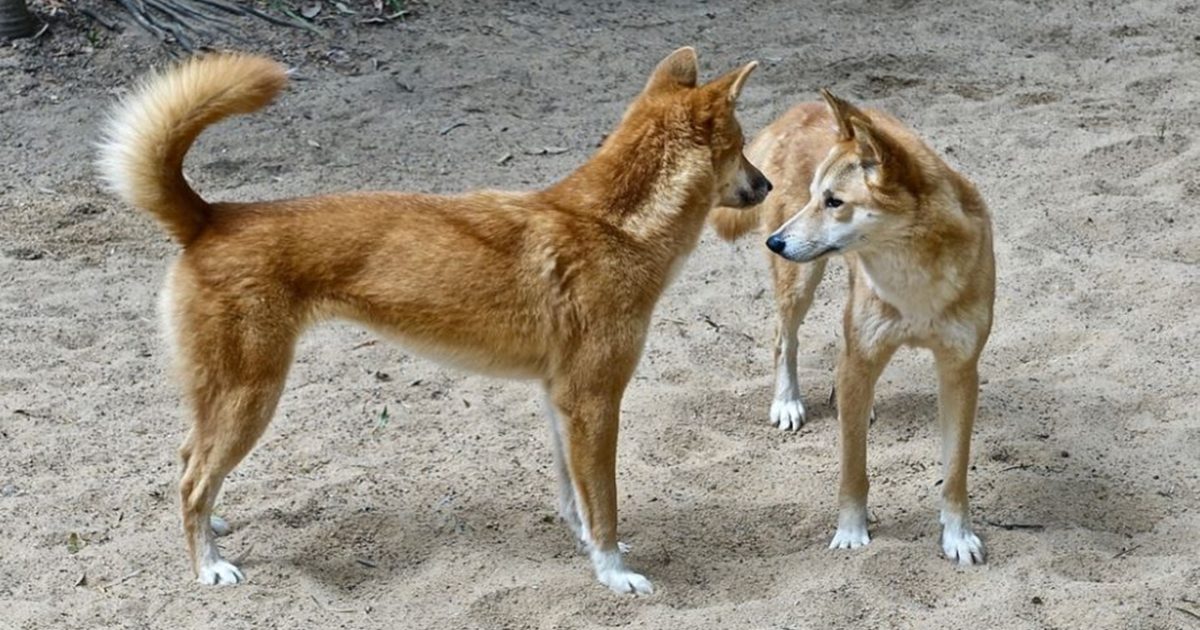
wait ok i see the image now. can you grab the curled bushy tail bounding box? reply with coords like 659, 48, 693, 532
97, 53, 288, 244
709, 204, 762, 241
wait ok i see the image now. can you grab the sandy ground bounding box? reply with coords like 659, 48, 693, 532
2, 0, 1198, 628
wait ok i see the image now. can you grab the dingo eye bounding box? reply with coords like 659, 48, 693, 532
824, 197, 844, 209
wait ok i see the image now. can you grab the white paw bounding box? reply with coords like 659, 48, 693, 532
210, 515, 232, 537
942, 525, 986, 566
598, 567, 654, 595
197, 559, 244, 585
829, 522, 871, 550
591, 547, 653, 595
770, 397, 806, 431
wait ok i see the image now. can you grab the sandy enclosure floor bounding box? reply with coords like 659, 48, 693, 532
1, 1, 1198, 628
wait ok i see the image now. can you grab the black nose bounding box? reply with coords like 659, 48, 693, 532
766, 234, 786, 254
760, 177, 773, 193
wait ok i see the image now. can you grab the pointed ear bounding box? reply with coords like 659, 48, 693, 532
849, 117, 919, 189
848, 118, 884, 166
644, 47, 699, 93
820, 88, 867, 141
700, 60, 758, 103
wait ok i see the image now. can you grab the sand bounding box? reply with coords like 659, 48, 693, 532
1, 0, 1197, 628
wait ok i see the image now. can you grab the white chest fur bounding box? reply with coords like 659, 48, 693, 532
853, 251, 980, 357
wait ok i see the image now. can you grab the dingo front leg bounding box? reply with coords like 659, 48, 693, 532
548, 363, 652, 595
829, 338, 895, 551
934, 348, 986, 565
768, 258, 826, 431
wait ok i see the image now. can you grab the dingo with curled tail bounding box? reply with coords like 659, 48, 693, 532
711, 89, 994, 565
98, 48, 769, 593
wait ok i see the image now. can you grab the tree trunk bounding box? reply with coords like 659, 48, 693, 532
0, 0, 37, 39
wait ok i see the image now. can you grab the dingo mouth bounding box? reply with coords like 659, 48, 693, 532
765, 235, 841, 262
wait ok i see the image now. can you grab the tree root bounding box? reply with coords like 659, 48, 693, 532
96, 0, 316, 52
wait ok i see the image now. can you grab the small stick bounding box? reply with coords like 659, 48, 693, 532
231, 543, 255, 564
698, 314, 722, 331
982, 519, 1044, 531
1174, 606, 1200, 622
311, 594, 357, 614
438, 122, 467, 136
99, 569, 143, 591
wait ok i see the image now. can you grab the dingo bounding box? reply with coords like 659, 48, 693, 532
98, 48, 769, 592
711, 90, 993, 564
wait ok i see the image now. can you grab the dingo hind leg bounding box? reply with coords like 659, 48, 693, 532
171, 276, 298, 585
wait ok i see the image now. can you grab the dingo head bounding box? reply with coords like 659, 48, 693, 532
765, 89, 925, 262
636, 47, 772, 208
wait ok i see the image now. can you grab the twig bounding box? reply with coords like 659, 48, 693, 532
311, 594, 357, 614
438, 122, 467, 136
351, 339, 379, 350
98, 569, 143, 591
1174, 606, 1200, 622
231, 543, 255, 565
698, 314, 723, 332
269, 0, 326, 36
1000, 464, 1032, 472
983, 519, 1044, 531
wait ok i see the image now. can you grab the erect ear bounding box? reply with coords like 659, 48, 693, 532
849, 117, 919, 188
820, 88, 868, 141
644, 47, 699, 93
704, 60, 759, 103
848, 118, 884, 167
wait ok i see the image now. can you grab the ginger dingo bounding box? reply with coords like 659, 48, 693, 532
98, 48, 770, 592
